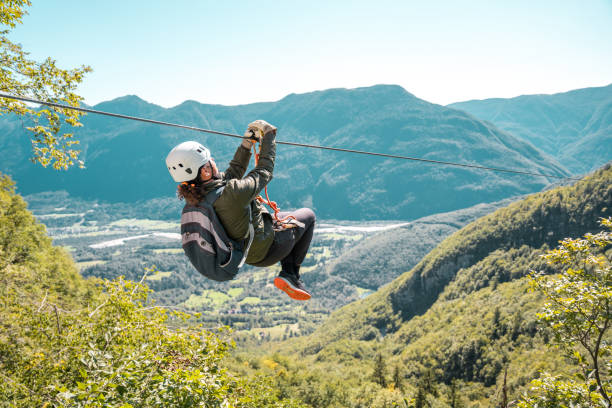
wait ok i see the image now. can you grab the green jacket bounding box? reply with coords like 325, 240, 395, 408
202, 131, 276, 264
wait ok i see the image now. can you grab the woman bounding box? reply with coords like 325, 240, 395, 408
165, 120, 315, 300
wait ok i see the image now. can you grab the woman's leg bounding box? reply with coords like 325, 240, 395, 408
252, 208, 316, 300
251, 208, 316, 268
278, 208, 316, 274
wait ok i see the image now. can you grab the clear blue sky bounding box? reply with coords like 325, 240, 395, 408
10, 0, 612, 107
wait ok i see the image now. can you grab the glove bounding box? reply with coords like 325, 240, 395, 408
248, 119, 277, 137
241, 120, 276, 148
242, 127, 261, 148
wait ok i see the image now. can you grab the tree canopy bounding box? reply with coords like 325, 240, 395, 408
0, 0, 90, 169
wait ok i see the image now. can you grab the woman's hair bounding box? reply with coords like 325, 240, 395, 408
177, 166, 205, 206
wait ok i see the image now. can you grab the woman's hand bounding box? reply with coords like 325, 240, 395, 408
248, 119, 277, 136
241, 119, 276, 149
241, 128, 260, 149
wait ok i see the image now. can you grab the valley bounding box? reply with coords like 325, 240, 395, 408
25, 190, 514, 343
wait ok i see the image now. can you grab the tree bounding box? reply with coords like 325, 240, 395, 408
372, 353, 387, 387
414, 384, 427, 408
491, 306, 502, 339
393, 364, 404, 391
520, 218, 612, 407
0, 0, 91, 169
447, 379, 464, 408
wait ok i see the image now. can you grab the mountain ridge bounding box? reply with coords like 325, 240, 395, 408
1, 84, 570, 220
449, 83, 612, 173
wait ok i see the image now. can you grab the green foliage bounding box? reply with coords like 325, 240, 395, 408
1, 271, 304, 407
413, 385, 427, 408
446, 379, 464, 408
393, 364, 404, 392
372, 353, 388, 387
0, 0, 91, 169
0, 0, 29, 27
0, 174, 304, 407
521, 218, 612, 406
0, 173, 95, 304
517, 375, 606, 408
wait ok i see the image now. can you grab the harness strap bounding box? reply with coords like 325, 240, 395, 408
239, 205, 254, 268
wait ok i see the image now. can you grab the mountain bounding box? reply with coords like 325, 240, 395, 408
0, 85, 569, 220
270, 164, 611, 404
301, 164, 610, 347
316, 196, 519, 292
449, 84, 612, 174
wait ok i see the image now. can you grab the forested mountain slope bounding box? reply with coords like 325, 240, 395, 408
0, 176, 95, 308
304, 164, 610, 348
267, 165, 612, 404
319, 197, 518, 291
449, 84, 612, 173
0, 85, 568, 220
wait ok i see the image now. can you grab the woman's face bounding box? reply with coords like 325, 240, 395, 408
200, 159, 219, 182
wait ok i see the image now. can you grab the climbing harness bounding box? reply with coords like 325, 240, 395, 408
0, 93, 582, 181
250, 134, 297, 229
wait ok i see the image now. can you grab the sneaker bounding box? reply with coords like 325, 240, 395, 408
274, 271, 311, 301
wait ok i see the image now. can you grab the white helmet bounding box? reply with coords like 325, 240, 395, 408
166, 141, 211, 182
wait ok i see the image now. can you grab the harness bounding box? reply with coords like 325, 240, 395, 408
251, 141, 296, 229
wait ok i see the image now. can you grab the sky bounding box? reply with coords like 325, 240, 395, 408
9, 0, 612, 108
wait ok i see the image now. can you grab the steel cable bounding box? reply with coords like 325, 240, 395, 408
0, 93, 581, 181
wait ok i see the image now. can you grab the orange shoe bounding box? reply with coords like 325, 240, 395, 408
274, 272, 311, 301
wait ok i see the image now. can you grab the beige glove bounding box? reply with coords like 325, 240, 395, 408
242, 127, 260, 149
241, 119, 277, 148
248, 119, 277, 136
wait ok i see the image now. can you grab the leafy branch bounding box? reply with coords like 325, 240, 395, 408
0, 0, 91, 169
520, 217, 612, 407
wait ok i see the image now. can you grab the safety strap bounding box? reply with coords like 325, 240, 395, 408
238, 205, 254, 268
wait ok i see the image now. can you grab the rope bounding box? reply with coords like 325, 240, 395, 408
251, 141, 296, 228
0, 93, 581, 181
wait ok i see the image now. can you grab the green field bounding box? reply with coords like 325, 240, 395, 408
315, 246, 334, 262
242, 323, 300, 340
300, 265, 318, 274
184, 290, 231, 308
153, 248, 183, 254
320, 233, 363, 241
228, 287, 244, 297
76, 260, 106, 271
146, 271, 173, 281
109, 218, 179, 230
239, 297, 261, 305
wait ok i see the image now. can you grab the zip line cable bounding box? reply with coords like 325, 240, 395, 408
0, 93, 580, 181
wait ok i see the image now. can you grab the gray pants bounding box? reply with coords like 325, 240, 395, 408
251, 208, 316, 273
